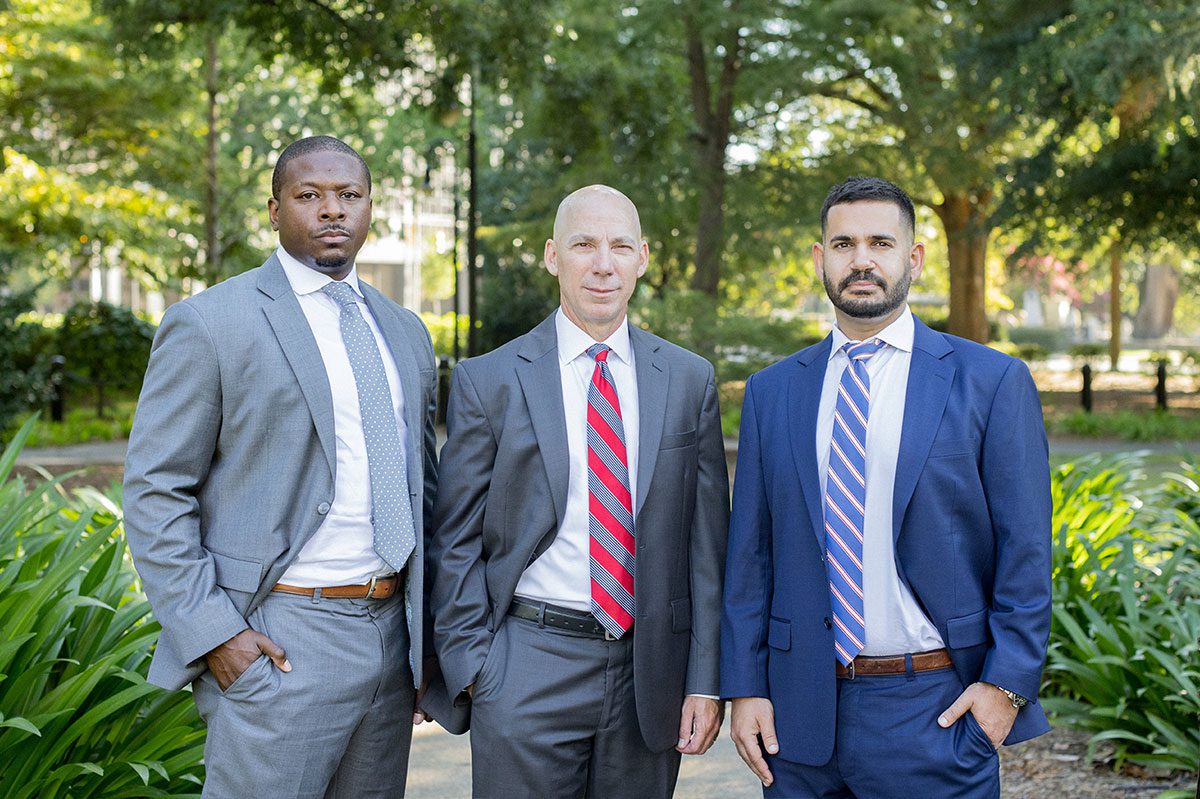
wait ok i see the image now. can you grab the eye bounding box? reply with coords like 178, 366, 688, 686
341, 191, 361, 200
833, 241, 851, 249
298, 191, 318, 200
874, 240, 893, 248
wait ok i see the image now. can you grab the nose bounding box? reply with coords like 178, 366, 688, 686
591, 243, 616, 274
318, 193, 346, 220
851, 243, 875, 269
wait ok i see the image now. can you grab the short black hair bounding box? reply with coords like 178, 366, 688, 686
820, 176, 916, 239
271, 136, 371, 199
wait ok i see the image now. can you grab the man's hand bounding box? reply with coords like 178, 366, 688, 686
676, 696, 723, 754
730, 697, 778, 786
938, 682, 1019, 748
204, 628, 290, 691
414, 656, 437, 725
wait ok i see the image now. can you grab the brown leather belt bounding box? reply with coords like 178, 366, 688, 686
835, 648, 953, 679
272, 573, 400, 600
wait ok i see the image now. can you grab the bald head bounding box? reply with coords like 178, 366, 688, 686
553, 185, 642, 243
544, 184, 649, 342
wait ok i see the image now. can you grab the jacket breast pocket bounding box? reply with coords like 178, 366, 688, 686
210, 550, 265, 593
927, 437, 976, 459
660, 429, 697, 450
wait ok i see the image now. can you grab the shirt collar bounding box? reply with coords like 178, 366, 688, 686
829, 305, 915, 360
276, 246, 364, 299
555, 308, 633, 367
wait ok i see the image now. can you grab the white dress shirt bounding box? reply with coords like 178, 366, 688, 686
514, 309, 640, 611
276, 247, 408, 587
816, 306, 945, 655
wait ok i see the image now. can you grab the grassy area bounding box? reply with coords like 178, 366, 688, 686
1048, 409, 1200, 442
10, 400, 137, 448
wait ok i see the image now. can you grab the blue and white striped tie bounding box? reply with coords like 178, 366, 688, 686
825, 338, 886, 666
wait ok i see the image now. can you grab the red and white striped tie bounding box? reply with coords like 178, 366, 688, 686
585, 343, 635, 638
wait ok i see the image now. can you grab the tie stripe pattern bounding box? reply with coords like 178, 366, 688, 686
585, 343, 635, 638
825, 338, 886, 666
322, 281, 416, 573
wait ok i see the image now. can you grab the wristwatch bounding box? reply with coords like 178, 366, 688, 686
994, 684, 1028, 709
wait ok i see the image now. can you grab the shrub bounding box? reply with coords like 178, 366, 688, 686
1042, 455, 1200, 773
0, 417, 206, 797
0, 288, 54, 436
1069, 343, 1107, 360
1008, 325, 1068, 353
56, 302, 155, 419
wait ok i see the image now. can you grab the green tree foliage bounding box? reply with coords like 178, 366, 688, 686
0, 419, 207, 797
0, 289, 53, 435
56, 302, 155, 418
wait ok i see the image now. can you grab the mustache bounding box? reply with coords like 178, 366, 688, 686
839, 271, 886, 291
315, 225, 351, 236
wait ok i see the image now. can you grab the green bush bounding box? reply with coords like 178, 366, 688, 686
57, 302, 155, 419
1008, 325, 1068, 354
0, 418, 206, 797
634, 291, 824, 384
1068, 343, 1107, 360
1043, 455, 1200, 773
1050, 410, 1200, 442
0, 288, 54, 436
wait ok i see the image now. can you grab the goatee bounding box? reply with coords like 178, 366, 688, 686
824, 269, 911, 319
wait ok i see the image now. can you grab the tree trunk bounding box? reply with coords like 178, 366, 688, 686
1131, 261, 1179, 340
204, 26, 221, 280
935, 192, 991, 343
1109, 243, 1122, 370
683, 10, 741, 299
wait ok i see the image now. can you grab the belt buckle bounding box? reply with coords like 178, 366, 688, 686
365, 575, 378, 598
604, 629, 616, 641
846, 660, 855, 680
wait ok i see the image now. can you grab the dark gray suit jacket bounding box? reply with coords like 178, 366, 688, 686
428, 312, 730, 752
124, 253, 441, 698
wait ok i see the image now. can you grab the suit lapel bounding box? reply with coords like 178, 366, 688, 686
892, 318, 955, 544
516, 315, 570, 527
789, 337, 832, 551
631, 327, 667, 519
361, 284, 425, 496
258, 255, 336, 478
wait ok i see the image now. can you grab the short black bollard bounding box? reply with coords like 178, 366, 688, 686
1155, 361, 1168, 411
436, 356, 452, 426
1080, 364, 1093, 414
49, 354, 66, 422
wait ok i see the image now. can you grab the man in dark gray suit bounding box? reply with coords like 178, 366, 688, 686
429, 184, 730, 798
124, 136, 445, 797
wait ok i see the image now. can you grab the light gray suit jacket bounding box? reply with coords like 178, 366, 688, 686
428, 312, 730, 752
124, 253, 439, 694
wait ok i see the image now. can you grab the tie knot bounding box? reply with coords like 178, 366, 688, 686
586, 343, 611, 363
844, 338, 886, 362
321, 281, 358, 308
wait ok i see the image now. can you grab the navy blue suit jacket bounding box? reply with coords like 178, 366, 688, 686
720, 316, 1052, 766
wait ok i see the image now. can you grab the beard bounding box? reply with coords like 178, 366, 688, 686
314, 255, 351, 272
823, 268, 911, 319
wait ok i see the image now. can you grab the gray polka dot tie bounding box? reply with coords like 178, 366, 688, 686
322, 281, 415, 573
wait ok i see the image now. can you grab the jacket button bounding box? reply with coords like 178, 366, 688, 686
823, 617, 832, 630
317, 502, 331, 515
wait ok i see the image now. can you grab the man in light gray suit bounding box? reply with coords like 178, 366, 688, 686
429, 185, 730, 798
124, 136, 447, 797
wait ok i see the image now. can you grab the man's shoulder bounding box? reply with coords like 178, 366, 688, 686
165, 266, 265, 323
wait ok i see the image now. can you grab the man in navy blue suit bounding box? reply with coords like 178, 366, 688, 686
721, 176, 1052, 798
